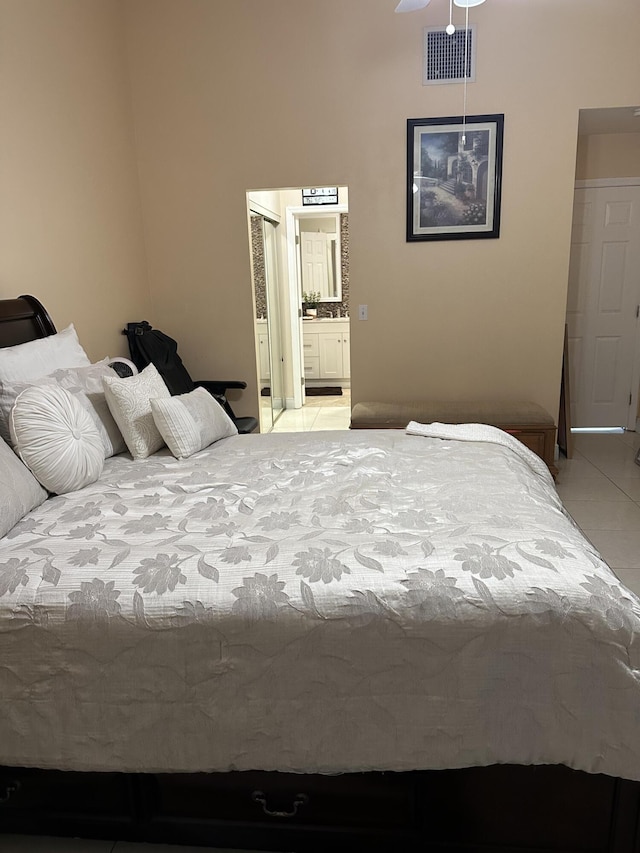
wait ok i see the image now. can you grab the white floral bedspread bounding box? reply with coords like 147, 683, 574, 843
1, 429, 639, 779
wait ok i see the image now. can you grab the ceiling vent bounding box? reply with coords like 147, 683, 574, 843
423, 25, 476, 85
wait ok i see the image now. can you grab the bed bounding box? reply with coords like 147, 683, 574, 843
0, 295, 639, 852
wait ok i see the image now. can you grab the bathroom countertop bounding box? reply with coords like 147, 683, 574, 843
302, 316, 350, 322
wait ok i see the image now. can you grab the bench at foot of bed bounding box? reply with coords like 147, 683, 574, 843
350, 400, 558, 478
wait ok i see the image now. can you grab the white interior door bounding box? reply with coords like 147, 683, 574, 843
566, 183, 640, 428
300, 232, 329, 296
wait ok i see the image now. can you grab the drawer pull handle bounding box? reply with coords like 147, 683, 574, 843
0, 780, 20, 804
251, 789, 309, 818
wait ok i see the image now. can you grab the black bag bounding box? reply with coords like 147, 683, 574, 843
124, 321, 194, 396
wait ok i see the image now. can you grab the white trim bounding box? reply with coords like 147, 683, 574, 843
575, 177, 640, 189
570, 183, 640, 431
248, 200, 281, 223
287, 204, 349, 217
285, 208, 304, 409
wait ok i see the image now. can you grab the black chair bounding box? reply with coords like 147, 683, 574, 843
124, 321, 258, 434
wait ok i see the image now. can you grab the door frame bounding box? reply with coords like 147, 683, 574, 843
571, 177, 640, 430
285, 203, 348, 409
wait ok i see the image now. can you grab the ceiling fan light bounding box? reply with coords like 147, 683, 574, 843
453, 0, 486, 7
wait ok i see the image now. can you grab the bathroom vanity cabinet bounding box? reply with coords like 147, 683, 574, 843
303, 320, 350, 384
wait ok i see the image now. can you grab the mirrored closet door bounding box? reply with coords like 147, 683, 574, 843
249, 213, 285, 430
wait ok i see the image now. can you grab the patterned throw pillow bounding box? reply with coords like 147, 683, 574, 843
0, 436, 47, 538
0, 359, 127, 457
151, 386, 238, 459
0, 324, 92, 443
103, 363, 171, 460
10, 385, 104, 496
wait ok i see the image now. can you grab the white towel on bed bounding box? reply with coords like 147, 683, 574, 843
405, 420, 553, 484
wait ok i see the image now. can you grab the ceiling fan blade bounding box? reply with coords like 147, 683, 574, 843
395, 0, 432, 12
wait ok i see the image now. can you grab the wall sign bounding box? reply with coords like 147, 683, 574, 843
302, 187, 339, 206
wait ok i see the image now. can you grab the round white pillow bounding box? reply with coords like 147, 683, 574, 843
10, 385, 104, 495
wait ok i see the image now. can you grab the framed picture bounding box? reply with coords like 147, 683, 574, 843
406, 114, 504, 242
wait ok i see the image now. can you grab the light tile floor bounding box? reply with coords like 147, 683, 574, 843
556, 430, 640, 596
6, 431, 640, 853
271, 390, 351, 432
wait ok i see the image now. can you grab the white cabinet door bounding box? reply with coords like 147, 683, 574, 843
319, 333, 344, 379
258, 333, 270, 381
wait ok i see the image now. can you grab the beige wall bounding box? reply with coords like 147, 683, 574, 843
121, 0, 640, 421
576, 132, 640, 181
3, 1, 639, 421
0, 0, 151, 361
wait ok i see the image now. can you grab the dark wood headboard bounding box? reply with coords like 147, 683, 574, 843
0, 295, 57, 348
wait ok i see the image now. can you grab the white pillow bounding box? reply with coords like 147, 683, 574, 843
0, 359, 127, 457
10, 385, 104, 496
0, 436, 47, 538
103, 363, 170, 460
151, 387, 238, 459
0, 325, 90, 387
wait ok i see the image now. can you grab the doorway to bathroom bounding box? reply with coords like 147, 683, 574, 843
246, 186, 351, 433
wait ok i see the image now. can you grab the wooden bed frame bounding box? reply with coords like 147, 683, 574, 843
0, 295, 639, 853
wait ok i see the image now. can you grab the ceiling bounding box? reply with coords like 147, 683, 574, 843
578, 106, 640, 135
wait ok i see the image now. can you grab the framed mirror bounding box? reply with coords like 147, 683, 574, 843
297, 212, 342, 302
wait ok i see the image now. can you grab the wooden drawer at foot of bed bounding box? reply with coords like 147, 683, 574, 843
0, 766, 137, 834
140, 766, 634, 853
146, 770, 417, 831
1, 765, 639, 852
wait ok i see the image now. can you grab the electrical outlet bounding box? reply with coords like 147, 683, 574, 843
358, 304, 368, 321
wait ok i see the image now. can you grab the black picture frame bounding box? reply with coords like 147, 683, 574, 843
406, 114, 504, 242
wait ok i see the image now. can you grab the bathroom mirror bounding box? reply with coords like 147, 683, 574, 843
298, 213, 342, 302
